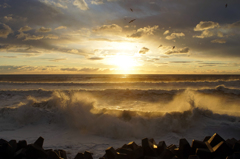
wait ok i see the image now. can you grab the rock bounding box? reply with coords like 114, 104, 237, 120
84, 151, 93, 159
226, 138, 237, 148
74, 152, 84, 159
178, 138, 194, 159
9, 140, 17, 153
188, 155, 200, 159
233, 142, 240, 152
226, 152, 240, 159
0, 142, 14, 159
25, 144, 48, 159
17, 140, 27, 151
191, 140, 208, 153
160, 149, 175, 159
157, 141, 166, 155
0, 139, 8, 145
105, 147, 118, 159
57, 149, 67, 159
212, 141, 233, 158
127, 141, 139, 150
47, 149, 60, 159
196, 148, 212, 159
142, 138, 157, 157
34, 136, 44, 148
14, 148, 27, 159
207, 133, 225, 148
203, 136, 211, 142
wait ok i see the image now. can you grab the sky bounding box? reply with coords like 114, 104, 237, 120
0, 0, 240, 74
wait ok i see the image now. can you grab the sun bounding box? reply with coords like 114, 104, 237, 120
110, 54, 137, 70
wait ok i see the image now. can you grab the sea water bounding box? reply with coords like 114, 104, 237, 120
0, 74, 239, 158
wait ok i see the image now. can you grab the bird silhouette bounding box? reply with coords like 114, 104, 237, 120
129, 19, 136, 23
158, 45, 162, 48
225, 4, 227, 8
172, 46, 175, 49
130, 8, 133, 12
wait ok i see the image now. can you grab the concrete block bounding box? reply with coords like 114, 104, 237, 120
191, 140, 207, 153
196, 148, 212, 159
142, 138, 157, 157
207, 133, 225, 148
34, 136, 44, 148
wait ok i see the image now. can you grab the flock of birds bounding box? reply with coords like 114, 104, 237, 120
127, 3, 228, 50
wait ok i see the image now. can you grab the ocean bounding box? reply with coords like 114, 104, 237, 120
0, 74, 239, 158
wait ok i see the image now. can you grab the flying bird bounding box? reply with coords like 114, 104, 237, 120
158, 45, 162, 48
130, 8, 133, 12
172, 46, 175, 49
129, 19, 136, 23
225, 4, 227, 8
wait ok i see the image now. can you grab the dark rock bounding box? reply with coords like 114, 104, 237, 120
196, 148, 212, 159
17, 140, 27, 151
178, 138, 194, 159
47, 149, 60, 159
212, 141, 233, 158
14, 148, 27, 159
203, 136, 211, 142
226, 138, 237, 148
142, 138, 157, 157
233, 142, 240, 152
188, 155, 200, 159
0, 142, 14, 159
84, 151, 93, 159
57, 149, 67, 159
74, 152, 84, 159
207, 133, 225, 148
157, 141, 166, 155
191, 140, 207, 153
25, 144, 48, 159
0, 139, 8, 145
9, 140, 17, 153
105, 147, 118, 159
160, 149, 175, 159
34, 136, 44, 148
127, 141, 139, 150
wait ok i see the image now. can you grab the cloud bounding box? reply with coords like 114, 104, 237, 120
163, 30, 170, 35
139, 47, 149, 54
193, 30, 214, 38
73, 0, 89, 10
41, 0, 68, 9
49, 58, 67, 62
0, 23, 13, 38
4, 15, 13, 21
217, 31, 224, 37
229, 20, 240, 28
19, 26, 32, 32
54, 26, 67, 30
165, 32, 185, 40
211, 39, 226, 44
165, 47, 189, 55
36, 27, 52, 32
92, 24, 122, 33
45, 34, 59, 39
194, 21, 220, 31
91, 0, 104, 5
169, 61, 192, 63
24, 35, 44, 41
127, 25, 158, 38
88, 57, 104, 60
0, 3, 11, 8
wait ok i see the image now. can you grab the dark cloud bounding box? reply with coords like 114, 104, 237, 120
139, 47, 149, 54
0, 23, 13, 38
211, 39, 226, 44
165, 47, 190, 55
88, 57, 104, 60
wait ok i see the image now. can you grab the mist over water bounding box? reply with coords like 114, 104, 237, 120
0, 75, 239, 158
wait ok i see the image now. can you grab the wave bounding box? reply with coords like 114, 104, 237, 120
0, 87, 239, 139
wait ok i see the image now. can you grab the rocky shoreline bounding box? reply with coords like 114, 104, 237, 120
0, 133, 239, 159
